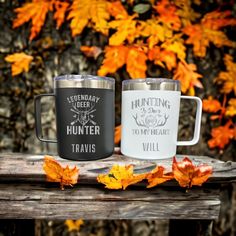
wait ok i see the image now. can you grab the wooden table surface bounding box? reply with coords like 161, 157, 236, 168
0, 153, 236, 220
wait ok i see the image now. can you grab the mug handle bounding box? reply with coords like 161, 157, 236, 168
34, 94, 57, 143
177, 95, 202, 146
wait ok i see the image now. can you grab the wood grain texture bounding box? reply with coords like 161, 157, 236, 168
0, 152, 234, 219
0, 184, 220, 220
0, 153, 236, 184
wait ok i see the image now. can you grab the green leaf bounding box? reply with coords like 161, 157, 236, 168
133, 4, 151, 14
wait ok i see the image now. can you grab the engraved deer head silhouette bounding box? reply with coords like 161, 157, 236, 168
70, 102, 96, 126
133, 113, 169, 128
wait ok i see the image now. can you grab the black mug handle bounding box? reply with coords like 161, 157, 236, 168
34, 94, 57, 143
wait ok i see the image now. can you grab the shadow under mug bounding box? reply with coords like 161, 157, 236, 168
34, 75, 115, 161
121, 78, 202, 160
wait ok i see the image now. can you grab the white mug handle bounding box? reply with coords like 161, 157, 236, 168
177, 96, 202, 146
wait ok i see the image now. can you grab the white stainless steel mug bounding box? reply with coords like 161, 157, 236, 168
121, 78, 202, 160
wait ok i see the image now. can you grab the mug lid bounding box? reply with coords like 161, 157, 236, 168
54, 75, 115, 89
122, 78, 180, 91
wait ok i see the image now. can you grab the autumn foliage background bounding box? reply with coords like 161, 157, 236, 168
0, 0, 236, 235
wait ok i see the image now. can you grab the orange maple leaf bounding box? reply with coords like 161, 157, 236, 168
108, 14, 140, 46
43, 155, 79, 190
5, 52, 33, 76
146, 166, 174, 188
97, 164, 147, 190
226, 98, 236, 117
183, 10, 236, 57
215, 54, 236, 95
208, 121, 235, 149
202, 10, 236, 30
98, 45, 147, 79
80, 46, 102, 59
126, 46, 147, 79
114, 125, 121, 144
53, 1, 70, 29
161, 35, 186, 60
13, 0, 53, 41
172, 156, 213, 188
108, 1, 129, 20
67, 0, 110, 37
141, 19, 173, 49
154, 0, 181, 30
173, 60, 203, 95
107, 1, 146, 46
98, 45, 128, 76
148, 46, 177, 71
13, 0, 70, 40
202, 96, 222, 113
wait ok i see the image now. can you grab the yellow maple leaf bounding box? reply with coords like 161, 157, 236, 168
226, 98, 236, 117
108, 14, 140, 46
5, 52, 33, 76
215, 54, 236, 95
97, 164, 147, 190
141, 19, 173, 49
173, 60, 203, 95
43, 155, 79, 190
161, 35, 186, 60
67, 0, 110, 37
174, 0, 200, 26
65, 219, 84, 232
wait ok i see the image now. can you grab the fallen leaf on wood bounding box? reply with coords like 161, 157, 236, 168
43, 155, 79, 190
172, 156, 212, 188
97, 164, 147, 190
146, 166, 174, 188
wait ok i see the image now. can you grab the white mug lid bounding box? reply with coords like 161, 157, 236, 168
122, 78, 180, 91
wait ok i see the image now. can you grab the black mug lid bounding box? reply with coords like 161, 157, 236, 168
54, 75, 115, 90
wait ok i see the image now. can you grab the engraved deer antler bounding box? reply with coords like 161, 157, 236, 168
155, 114, 169, 127
86, 102, 96, 114
133, 114, 148, 128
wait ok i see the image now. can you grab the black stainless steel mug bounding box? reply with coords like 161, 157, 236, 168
34, 75, 115, 161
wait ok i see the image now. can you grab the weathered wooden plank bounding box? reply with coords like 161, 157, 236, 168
0, 153, 236, 184
0, 184, 220, 202
0, 184, 220, 220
